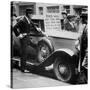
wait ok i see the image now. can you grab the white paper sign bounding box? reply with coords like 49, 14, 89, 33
44, 14, 61, 33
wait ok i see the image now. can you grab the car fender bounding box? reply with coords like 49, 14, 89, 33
55, 48, 75, 56
39, 48, 75, 67
38, 37, 54, 52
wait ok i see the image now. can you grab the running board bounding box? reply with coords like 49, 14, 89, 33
11, 57, 40, 66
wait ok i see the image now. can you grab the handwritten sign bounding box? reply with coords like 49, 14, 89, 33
44, 14, 61, 33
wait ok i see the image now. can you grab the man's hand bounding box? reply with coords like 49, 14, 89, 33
36, 27, 41, 32
18, 34, 24, 39
18, 33, 27, 39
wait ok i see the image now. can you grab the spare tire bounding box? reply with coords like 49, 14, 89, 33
37, 39, 54, 63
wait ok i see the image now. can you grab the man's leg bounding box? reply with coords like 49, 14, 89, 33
20, 38, 27, 72
20, 37, 30, 72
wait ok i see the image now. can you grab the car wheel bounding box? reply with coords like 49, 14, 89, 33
37, 41, 53, 63
54, 58, 75, 82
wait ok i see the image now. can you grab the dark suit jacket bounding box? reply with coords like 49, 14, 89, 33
65, 22, 76, 32
13, 16, 32, 36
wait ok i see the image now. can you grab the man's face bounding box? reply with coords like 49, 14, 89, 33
28, 13, 33, 18
62, 14, 67, 19
69, 17, 75, 23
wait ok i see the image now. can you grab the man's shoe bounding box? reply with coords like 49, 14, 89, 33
21, 69, 30, 73
24, 70, 30, 73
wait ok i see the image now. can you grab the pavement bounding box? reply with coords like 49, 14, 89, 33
11, 33, 77, 89
12, 68, 69, 89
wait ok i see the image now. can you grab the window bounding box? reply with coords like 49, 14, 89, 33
63, 5, 70, 14
39, 7, 43, 15
19, 5, 34, 15
47, 6, 59, 13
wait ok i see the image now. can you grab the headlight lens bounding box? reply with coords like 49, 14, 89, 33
75, 40, 80, 51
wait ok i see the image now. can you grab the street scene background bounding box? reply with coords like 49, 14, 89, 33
11, 1, 88, 89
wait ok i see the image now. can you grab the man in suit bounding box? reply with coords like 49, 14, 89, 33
13, 8, 34, 72
61, 11, 68, 30
65, 14, 76, 32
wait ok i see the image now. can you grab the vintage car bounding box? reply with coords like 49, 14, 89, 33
12, 17, 81, 83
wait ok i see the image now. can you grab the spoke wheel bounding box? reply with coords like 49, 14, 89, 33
58, 63, 71, 81
54, 58, 75, 82
38, 43, 51, 63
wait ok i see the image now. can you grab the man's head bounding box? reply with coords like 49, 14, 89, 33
67, 14, 76, 22
62, 11, 67, 19
26, 8, 33, 18
80, 11, 88, 24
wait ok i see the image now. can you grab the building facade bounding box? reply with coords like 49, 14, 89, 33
11, 1, 87, 33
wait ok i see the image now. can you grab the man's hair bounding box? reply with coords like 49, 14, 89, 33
25, 8, 33, 16
62, 11, 67, 16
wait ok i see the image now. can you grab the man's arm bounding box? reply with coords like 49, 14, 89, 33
13, 21, 21, 37
30, 20, 40, 33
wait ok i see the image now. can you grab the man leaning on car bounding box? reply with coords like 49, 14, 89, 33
13, 8, 34, 73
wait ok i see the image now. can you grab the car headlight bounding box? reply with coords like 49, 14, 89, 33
75, 40, 80, 51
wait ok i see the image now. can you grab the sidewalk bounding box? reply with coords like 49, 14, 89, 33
12, 69, 69, 89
